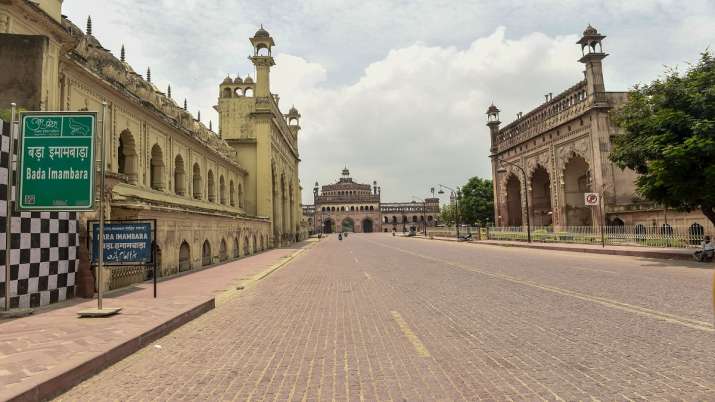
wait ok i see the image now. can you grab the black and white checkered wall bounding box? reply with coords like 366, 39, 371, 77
0, 119, 79, 309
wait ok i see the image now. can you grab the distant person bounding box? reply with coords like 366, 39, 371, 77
694, 235, 714, 262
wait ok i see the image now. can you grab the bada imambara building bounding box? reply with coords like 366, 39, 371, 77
303, 168, 440, 234
0, 0, 304, 305
487, 25, 709, 233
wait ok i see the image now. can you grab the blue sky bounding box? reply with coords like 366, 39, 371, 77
62, 0, 715, 203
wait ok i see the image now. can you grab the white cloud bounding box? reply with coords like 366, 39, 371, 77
59, 0, 715, 203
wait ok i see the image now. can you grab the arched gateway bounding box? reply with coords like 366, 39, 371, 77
362, 218, 374, 233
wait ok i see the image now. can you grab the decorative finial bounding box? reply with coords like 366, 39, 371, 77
167, 84, 171, 99
197, 110, 201, 122
86, 15, 92, 36
183, 98, 187, 110
146, 67, 151, 83
209, 120, 213, 131
120, 44, 125, 62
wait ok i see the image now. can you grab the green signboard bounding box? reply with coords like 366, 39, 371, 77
17, 112, 96, 211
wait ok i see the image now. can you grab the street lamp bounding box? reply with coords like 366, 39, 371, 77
313, 181, 320, 236
438, 184, 461, 239
495, 158, 531, 243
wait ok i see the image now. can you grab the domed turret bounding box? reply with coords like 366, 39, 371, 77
255, 26, 270, 38
244, 75, 254, 84
233, 76, 243, 84
583, 24, 598, 36
222, 75, 232, 85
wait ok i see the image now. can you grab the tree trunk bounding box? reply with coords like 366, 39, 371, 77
701, 204, 715, 227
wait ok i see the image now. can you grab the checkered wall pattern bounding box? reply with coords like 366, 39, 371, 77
0, 120, 80, 309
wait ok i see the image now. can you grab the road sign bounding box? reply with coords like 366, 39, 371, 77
17, 111, 95, 211
584, 192, 600, 206
91, 222, 153, 264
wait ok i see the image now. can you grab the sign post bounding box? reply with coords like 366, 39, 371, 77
89, 220, 156, 298
18, 111, 96, 211
585, 192, 605, 247
3, 104, 17, 313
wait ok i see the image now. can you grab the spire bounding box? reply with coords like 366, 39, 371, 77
197, 110, 201, 122
209, 120, 213, 131
120, 44, 125, 62
86, 15, 92, 36
146, 67, 151, 83
167, 84, 171, 99
183, 98, 187, 111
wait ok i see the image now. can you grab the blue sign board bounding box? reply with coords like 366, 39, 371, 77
91, 222, 153, 264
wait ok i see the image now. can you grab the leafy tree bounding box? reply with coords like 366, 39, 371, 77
609, 52, 715, 225
439, 203, 456, 226
460, 177, 494, 226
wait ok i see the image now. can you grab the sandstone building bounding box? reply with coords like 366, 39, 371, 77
487, 25, 709, 233
303, 168, 440, 233
0, 0, 304, 302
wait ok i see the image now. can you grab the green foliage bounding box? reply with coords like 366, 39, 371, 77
439, 203, 456, 226
459, 177, 494, 226
609, 52, 715, 224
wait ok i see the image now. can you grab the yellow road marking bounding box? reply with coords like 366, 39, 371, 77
372, 240, 715, 333
391, 311, 431, 357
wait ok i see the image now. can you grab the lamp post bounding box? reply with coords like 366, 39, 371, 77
495, 158, 531, 243
313, 181, 319, 236
438, 184, 461, 239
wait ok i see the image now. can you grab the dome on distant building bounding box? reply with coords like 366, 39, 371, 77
222, 75, 232, 85
233, 76, 243, 84
255, 25, 270, 38
486, 104, 500, 114
583, 24, 598, 36
288, 105, 299, 115
244, 75, 254, 84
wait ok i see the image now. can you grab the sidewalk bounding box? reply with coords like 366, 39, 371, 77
0, 239, 316, 402
415, 235, 697, 261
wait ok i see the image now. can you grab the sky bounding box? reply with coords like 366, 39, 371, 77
61, 0, 715, 204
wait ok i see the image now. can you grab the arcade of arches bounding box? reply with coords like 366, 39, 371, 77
489, 25, 711, 230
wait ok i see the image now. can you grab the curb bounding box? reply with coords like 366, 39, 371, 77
5, 240, 318, 402
412, 235, 694, 261
7, 299, 215, 402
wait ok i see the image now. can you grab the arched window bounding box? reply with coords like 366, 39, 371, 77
207, 170, 216, 202
118, 130, 138, 184
252, 234, 257, 254
392, 216, 397, 223
192, 163, 202, 199
179, 241, 191, 271
243, 236, 250, 256
350, 206, 355, 211
219, 238, 227, 261
222, 87, 232, 98
229, 180, 235, 206
150, 144, 164, 191
369, 206, 374, 211
384, 216, 389, 223
234, 88, 243, 96
660, 224, 673, 237
174, 155, 185, 196
219, 175, 226, 204
689, 223, 705, 245
412, 216, 418, 222
202, 240, 211, 266
244, 88, 254, 97
238, 182, 244, 208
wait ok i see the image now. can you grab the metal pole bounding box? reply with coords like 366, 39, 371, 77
522, 173, 531, 243
455, 192, 460, 239
97, 102, 107, 310
4, 103, 16, 311
153, 241, 157, 298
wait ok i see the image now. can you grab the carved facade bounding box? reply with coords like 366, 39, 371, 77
303, 168, 440, 234
1, 0, 304, 296
487, 25, 709, 230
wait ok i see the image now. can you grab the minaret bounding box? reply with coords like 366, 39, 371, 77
577, 25, 607, 104
287, 105, 301, 139
249, 25, 275, 98
486, 103, 501, 154
120, 44, 125, 62
86, 15, 92, 36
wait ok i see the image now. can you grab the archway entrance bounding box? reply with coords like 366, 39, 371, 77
362, 218, 374, 233
202, 240, 211, 266
530, 166, 552, 226
323, 219, 334, 234
219, 238, 227, 261
341, 218, 355, 232
563, 155, 592, 226
505, 174, 523, 226
179, 241, 191, 271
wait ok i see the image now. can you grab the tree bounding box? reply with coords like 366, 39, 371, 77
460, 177, 494, 226
439, 203, 456, 226
609, 52, 715, 225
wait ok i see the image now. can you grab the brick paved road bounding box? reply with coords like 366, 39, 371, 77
57, 234, 715, 401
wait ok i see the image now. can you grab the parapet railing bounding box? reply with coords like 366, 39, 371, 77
486, 225, 714, 249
